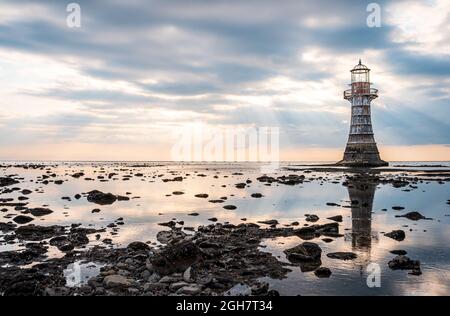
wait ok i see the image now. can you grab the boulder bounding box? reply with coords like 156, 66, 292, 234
384, 230, 406, 241
314, 267, 332, 278
87, 190, 117, 205
13, 215, 34, 224
326, 252, 357, 260
28, 208, 53, 217
103, 275, 133, 288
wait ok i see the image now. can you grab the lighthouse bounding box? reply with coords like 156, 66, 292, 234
338, 60, 388, 167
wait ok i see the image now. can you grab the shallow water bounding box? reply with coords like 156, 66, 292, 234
1, 161, 449, 295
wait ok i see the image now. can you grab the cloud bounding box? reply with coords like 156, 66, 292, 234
0, 0, 449, 160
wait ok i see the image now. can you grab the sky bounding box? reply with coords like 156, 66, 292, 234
0, 0, 449, 161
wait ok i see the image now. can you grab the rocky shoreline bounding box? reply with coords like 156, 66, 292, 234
1, 163, 449, 296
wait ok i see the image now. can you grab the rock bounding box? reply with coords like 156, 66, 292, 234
158, 221, 177, 228
294, 222, 340, 239
183, 267, 192, 282
0, 222, 17, 232
172, 191, 184, 195
0, 177, 19, 187
384, 230, 406, 241
87, 190, 117, 205
103, 275, 133, 288
392, 206, 405, 211
208, 218, 218, 222
326, 202, 340, 207
284, 242, 322, 262
68, 232, 89, 246
15, 225, 66, 241
235, 183, 246, 189
91, 208, 101, 213
251, 193, 263, 198
326, 252, 357, 260
188, 212, 200, 216
258, 220, 278, 226
177, 285, 201, 295
157, 230, 186, 244
327, 215, 343, 222
13, 215, 34, 224
150, 240, 200, 275
50, 236, 75, 252
194, 194, 209, 198
127, 241, 150, 252
28, 208, 53, 217
395, 211, 430, 221
305, 214, 319, 222
209, 200, 224, 203
170, 281, 190, 291
314, 267, 332, 278
390, 250, 407, 256
388, 255, 421, 275
223, 205, 237, 210
21, 189, 33, 195
251, 282, 269, 295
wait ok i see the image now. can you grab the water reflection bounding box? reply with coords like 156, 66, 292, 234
345, 175, 379, 269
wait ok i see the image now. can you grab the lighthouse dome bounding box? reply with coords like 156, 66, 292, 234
352, 59, 370, 72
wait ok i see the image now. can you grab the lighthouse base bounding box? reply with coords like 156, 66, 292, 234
337, 143, 388, 167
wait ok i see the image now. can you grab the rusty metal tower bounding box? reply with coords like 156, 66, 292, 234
338, 60, 388, 167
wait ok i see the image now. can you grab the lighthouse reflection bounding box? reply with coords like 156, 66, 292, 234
344, 175, 379, 260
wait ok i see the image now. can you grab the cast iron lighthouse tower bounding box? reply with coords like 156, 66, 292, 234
338, 60, 388, 167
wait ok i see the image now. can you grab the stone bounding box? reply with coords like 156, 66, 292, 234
395, 212, 430, 221
183, 267, 192, 282
314, 267, 332, 278
87, 190, 117, 205
223, 205, 237, 210
284, 242, 322, 262
0, 177, 19, 187
157, 230, 186, 244
103, 275, 133, 288
169, 281, 189, 291
327, 215, 343, 222
28, 208, 53, 217
326, 252, 357, 260
194, 194, 209, 198
384, 230, 406, 241
15, 225, 66, 241
305, 214, 319, 222
251, 193, 263, 198
258, 220, 278, 226
251, 282, 269, 295
150, 240, 200, 274
388, 255, 421, 275
177, 285, 201, 295
13, 215, 34, 224
390, 250, 407, 256
127, 241, 150, 252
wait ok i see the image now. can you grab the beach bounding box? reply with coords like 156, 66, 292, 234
1, 161, 449, 296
